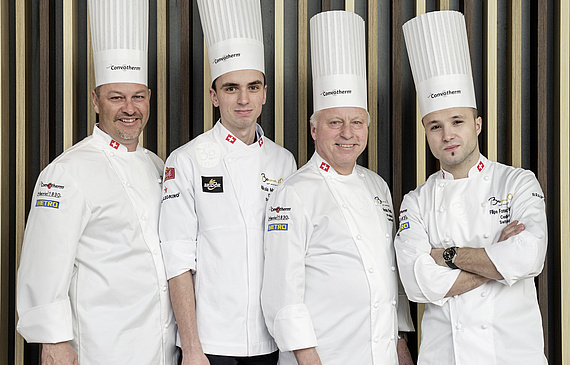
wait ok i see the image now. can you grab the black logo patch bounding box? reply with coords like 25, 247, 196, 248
202, 176, 224, 193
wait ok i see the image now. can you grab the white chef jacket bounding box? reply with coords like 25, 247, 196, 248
159, 121, 297, 356
395, 154, 547, 365
17, 126, 177, 365
261, 152, 414, 365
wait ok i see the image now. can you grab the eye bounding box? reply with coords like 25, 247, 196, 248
110, 96, 122, 101
249, 85, 260, 91
430, 124, 440, 131
454, 119, 464, 125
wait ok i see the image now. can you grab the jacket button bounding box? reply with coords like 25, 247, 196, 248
385, 233, 390, 238
456, 323, 463, 330
483, 233, 489, 239
481, 292, 487, 297
391, 266, 396, 272
481, 324, 488, 329
484, 176, 490, 181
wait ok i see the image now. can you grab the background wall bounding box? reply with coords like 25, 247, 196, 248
0, 0, 569, 364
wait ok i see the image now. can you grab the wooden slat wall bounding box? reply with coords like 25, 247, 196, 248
0, 0, 8, 363
3, 1, 570, 363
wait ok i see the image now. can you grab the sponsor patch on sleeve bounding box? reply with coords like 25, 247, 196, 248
164, 167, 175, 182
267, 223, 288, 232
35, 199, 60, 209
397, 222, 409, 236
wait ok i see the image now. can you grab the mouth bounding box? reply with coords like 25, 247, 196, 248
336, 143, 358, 149
444, 144, 459, 152
234, 109, 253, 116
117, 117, 140, 125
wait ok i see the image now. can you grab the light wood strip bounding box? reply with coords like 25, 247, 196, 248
204, 42, 213, 132
485, 1, 498, 161
15, 0, 27, 363
414, 0, 427, 353
560, 1, 570, 362
0, 0, 9, 361
274, 0, 284, 146
63, 0, 76, 150
157, 0, 168, 160
367, 0, 378, 172
298, 0, 308, 165
345, 0, 355, 12
438, 0, 450, 10
87, 7, 96, 135
509, 0, 521, 168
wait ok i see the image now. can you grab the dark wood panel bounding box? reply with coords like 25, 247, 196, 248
180, 0, 191, 145
322, 0, 331, 12
391, 0, 403, 214
39, 0, 50, 170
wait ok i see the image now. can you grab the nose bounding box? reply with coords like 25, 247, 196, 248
237, 89, 250, 105
121, 99, 136, 115
339, 123, 354, 139
442, 125, 454, 142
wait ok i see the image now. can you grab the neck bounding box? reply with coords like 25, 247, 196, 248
442, 151, 480, 179
221, 121, 257, 145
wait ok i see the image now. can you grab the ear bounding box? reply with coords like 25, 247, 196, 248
92, 90, 100, 114
310, 123, 317, 141
209, 88, 219, 107
147, 88, 152, 102
262, 84, 267, 105
475, 116, 482, 136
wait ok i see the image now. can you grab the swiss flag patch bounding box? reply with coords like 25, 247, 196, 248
477, 161, 484, 172
320, 162, 330, 172
258, 137, 263, 147
225, 134, 236, 144
109, 140, 120, 149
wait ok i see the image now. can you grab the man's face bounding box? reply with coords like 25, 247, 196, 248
92, 83, 151, 151
210, 69, 267, 135
311, 107, 369, 175
423, 107, 482, 175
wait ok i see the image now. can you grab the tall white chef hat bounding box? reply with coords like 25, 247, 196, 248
310, 11, 367, 113
197, 0, 265, 83
88, 0, 149, 87
403, 10, 476, 118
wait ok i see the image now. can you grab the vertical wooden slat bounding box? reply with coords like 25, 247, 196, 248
40, 0, 50, 169
414, 0, 427, 353
297, 0, 308, 165
322, 0, 331, 12
63, 0, 76, 150
203, 43, 213, 132
0, 0, 9, 362
157, 0, 168, 160
274, 0, 284, 146
464, 0, 474, 57
437, 0, 449, 10
367, 0, 378, 173
508, 0, 521, 168
559, 0, 570, 363
180, 0, 191, 144
536, 1, 549, 357
15, 0, 28, 363
345, 0, 354, 12
391, 0, 403, 213
485, 0, 498, 161
87, 8, 96, 135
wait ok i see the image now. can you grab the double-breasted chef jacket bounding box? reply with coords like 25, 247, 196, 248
261, 152, 414, 365
395, 154, 548, 365
159, 121, 297, 356
17, 125, 178, 364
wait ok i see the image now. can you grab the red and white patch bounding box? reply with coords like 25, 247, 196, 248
477, 161, 485, 172
258, 137, 264, 147
320, 162, 330, 172
164, 167, 175, 182
442, 170, 445, 179
164, 187, 168, 194
109, 140, 120, 149
225, 134, 236, 144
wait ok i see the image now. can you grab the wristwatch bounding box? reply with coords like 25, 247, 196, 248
443, 247, 459, 269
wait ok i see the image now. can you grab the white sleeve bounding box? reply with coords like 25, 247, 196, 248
159, 151, 199, 279
485, 171, 547, 286
261, 183, 318, 352
17, 163, 89, 343
394, 193, 460, 306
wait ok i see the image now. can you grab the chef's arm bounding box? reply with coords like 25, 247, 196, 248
41, 342, 78, 365
168, 271, 210, 365
443, 271, 490, 297
397, 337, 414, 365
294, 347, 322, 365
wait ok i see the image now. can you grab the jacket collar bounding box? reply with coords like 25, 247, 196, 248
92, 124, 141, 153
440, 154, 488, 180
214, 120, 265, 149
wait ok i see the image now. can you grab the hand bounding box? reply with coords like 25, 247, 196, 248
293, 347, 322, 365
42, 342, 78, 365
498, 220, 525, 242
181, 351, 210, 365
397, 338, 414, 365
430, 248, 446, 267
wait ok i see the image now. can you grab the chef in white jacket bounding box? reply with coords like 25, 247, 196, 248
16, 1, 177, 364
395, 11, 548, 365
261, 11, 414, 365
159, 1, 296, 364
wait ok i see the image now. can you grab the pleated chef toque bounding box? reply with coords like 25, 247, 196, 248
403, 10, 477, 118
197, 0, 265, 82
310, 11, 367, 113
89, 0, 149, 87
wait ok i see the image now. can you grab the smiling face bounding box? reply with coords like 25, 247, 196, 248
210, 69, 267, 143
311, 107, 369, 175
92, 83, 151, 152
422, 107, 482, 178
